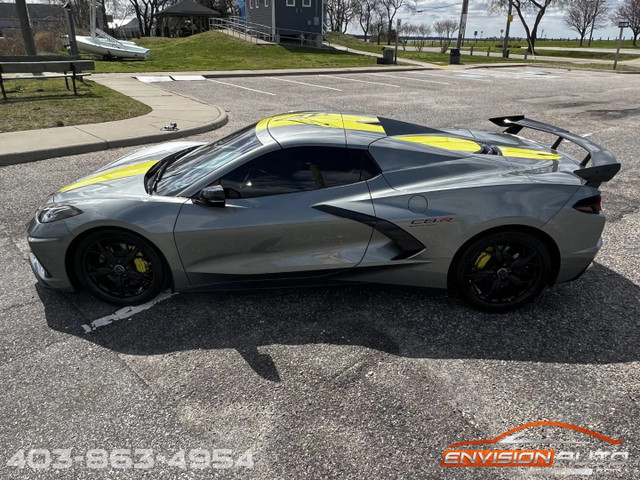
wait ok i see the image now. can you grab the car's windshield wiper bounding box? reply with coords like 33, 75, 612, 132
146, 147, 200, 194
150, 161, 170, 193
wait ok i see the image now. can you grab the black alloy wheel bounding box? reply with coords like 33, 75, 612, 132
455, 232, 551, 312
75, 230, 165, 306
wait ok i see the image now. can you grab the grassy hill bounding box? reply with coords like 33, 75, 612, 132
94, 31, 376, 73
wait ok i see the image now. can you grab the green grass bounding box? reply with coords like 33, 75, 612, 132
0, 79, 151, 133
534, 61, 640, 72
530, 39, 639, 48
533, 49, 639, 61
93, 31, 377, 73
410, 38, 640, 49
460, 45, 639, 61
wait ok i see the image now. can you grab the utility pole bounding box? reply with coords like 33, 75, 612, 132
63, 1, 79, 56
502, 0, 513, 58
15, 0, 37, 56
394, 18, 401, 64
613, 21, 628, 69
450, 0, 469, 64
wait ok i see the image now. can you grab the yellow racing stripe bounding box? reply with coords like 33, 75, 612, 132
255, 113, 384, 134
57, 160, 159, 193
498, 147, 562, 160
396, 135, 483, 153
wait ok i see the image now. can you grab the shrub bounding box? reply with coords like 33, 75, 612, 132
35, 31, 64, 54
0, 32, 26, 55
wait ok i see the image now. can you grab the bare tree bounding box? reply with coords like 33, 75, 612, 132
434, 18, 458, 53
488, 0, 568, 53
380, 0, 413, 45
398, 22, 417, 50
355, 0, 380, 42
612, 0, 640, 45
129, 0, 173, 36
414, 23, 432, 51
326, 0, 358, 33
564, 0, 608, 46
371, 6, 386, 44
200, 0, 235, 17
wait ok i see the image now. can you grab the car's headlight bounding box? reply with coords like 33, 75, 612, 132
38, 204, 83, 223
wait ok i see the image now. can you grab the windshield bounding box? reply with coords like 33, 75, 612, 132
156, 124, 261, 196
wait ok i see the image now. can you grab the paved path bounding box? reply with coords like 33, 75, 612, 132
332, 42, 640, 66
0, 74, 228, 166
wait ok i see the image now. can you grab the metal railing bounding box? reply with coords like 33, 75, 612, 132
209, 16, 324, 48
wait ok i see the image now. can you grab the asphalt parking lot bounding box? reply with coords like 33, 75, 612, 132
0, 66, 639, 479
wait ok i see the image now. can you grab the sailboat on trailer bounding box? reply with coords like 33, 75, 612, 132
75, 0, 150, 59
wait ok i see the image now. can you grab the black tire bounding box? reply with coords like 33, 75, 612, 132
74, 230, 165, 306
454, 231, 551, 312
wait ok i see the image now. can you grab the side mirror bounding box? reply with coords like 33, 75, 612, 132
194, 185, 225, 207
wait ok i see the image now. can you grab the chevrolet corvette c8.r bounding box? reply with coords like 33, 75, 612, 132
27, 113, 620, 311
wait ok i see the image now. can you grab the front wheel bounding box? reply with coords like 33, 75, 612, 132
454, 231, 552, 312
74, 230, 166, 306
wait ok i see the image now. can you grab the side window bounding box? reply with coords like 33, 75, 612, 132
219, 147, 379, 199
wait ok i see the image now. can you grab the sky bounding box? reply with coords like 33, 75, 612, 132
384, 0, 628, 41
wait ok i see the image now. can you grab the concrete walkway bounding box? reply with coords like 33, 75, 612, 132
0, 74, 228, 166
0, 65, 453, 166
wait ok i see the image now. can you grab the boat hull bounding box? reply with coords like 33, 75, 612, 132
76, 36, 150, 59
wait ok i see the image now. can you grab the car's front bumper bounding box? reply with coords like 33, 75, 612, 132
27, 212, 76, 292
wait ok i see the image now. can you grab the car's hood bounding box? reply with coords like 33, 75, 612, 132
53, 141, 205, 202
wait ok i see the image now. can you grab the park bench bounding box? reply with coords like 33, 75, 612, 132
0, 55, 95, 100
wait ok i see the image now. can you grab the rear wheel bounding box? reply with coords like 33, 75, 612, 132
74, 230, 165, 306
454, 231, 551, 312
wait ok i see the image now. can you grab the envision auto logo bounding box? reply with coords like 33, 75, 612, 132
442, 421, 628, 473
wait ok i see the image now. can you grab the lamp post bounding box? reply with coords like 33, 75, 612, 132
502, 0, 513, 58
394, 18, 400, 64
613, 21, 629, 69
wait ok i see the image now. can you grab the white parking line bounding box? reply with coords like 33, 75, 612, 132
320, 74, 400, 88
208, 79, 276, 96
452, 73, 492, 82
369, 72, 449, 85
80, 291, 175, 333
268, 77, 342, 91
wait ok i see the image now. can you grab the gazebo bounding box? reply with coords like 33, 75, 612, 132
156, 0, 220, 37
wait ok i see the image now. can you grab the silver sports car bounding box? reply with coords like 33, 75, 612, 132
27, 112, 620, 311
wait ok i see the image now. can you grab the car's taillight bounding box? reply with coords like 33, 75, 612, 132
573, 195, 602, 214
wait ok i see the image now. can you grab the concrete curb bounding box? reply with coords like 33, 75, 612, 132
0, 82, 228, 167
201, 66, 437, 78
0, 108, 228, 167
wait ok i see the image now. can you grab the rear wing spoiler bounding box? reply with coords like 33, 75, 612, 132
489, 115, 620, 188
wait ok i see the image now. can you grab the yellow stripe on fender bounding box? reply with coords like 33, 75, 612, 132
57, 160, 159, 193
396, 135, 482, 153
255, 113, 384, 134
498, 147, 561, 160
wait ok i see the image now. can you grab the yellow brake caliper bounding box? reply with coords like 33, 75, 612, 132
474, 246, 493, 270
133, 252, 150, 273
